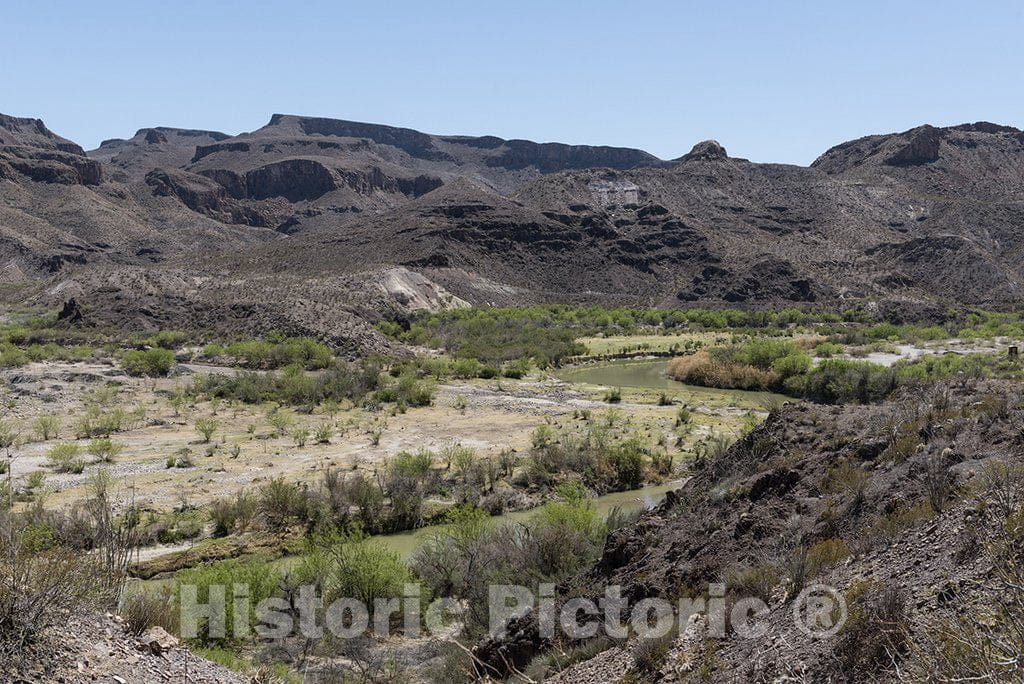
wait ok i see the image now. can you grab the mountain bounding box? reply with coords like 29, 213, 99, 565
1, 111, 1023, 348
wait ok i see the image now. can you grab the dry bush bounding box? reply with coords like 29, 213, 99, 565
119, 588, 178, 636
0, 516, 118, 656
836, 581, 910, 676
667, 352, 778, 391
906, 461, 1024, 681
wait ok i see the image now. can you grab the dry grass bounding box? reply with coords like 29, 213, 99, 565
667, 352, 778, 391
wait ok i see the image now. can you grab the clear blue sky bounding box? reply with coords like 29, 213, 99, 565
5, 0, 1022, 164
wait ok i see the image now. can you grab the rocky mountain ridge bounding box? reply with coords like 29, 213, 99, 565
0, 111, 1022, 347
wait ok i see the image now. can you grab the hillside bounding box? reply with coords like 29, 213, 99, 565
1, 112, 1023, 347
473, 380, 1024, 682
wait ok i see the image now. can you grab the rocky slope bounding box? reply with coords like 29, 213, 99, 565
2, 111, 1024, 347
0, 612, 245, 683
474, 379, 1024, 682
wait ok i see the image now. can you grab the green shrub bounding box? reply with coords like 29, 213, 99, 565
792, 359, 893, 404
86, 438, 123, 463
32, 416, 60, 441
451, 358, 482, 379
209, 490, 257, 537
46, 443, 85, 473
195, 417, 218, 443
297, 529, 412, 606
607, 438, 646, 490
175, 559, 280, 644
122, 348, 175, 376
313, 423, 333, 444
166, 448, 194, 469
120, 588, 178, 636
805, 538, 850, 577
291, 426, 311, 447
814, 342, 844, 358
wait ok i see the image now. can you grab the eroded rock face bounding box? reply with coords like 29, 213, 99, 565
0, 114, 86, 154
244, 158, 338, 201
145, 167, 288, 228
487, 139, 659, 173
884, 125, 942, 166
0, 115, 103, 185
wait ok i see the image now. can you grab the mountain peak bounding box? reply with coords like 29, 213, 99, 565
681, 139, 728, 162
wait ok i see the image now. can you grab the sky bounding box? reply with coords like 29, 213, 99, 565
4, 0, 1023, 165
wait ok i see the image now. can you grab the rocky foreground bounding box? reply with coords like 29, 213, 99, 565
1, 613, 243, 683
476, 379, 1024, 681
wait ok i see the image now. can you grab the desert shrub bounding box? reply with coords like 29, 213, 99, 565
0, 525, 111, 653
837, 581, 909, 676
86, 438, 124, 463
450, 444, 476, 482
191, 359, 382, 407
502, 359, 531, 379
650, 450, 674, 476
314, 423, 333, 444
667, 351, 778, 391
120, 588, 178, 636
770, 351, 812, 378
195, 417, 218, 443
0, 344, 29, 368
725, 563, 781, 603
224, 335, 332, 370
906, 461, 1024, 680
411, 489, 610, 635
121, 348, 175, 376
74, 406, 125, 439
166, 448, 194, 469
296, 529, 411, 606
291, 426, 311, 447
267, 410, 292, 436
732, 338, 804, 370
804, 537, 849, 577
924, 456, 955, 512
451, 357, 482, 379
389, 449, 434, 479
175, 559, 280, 645
258, 478, 309, 531
402, 309, 584, 366
390, 371, 435, 407
32, 416, 60, 441
604, 387, 622, 403
607, 438, 646, 490
209, 490, 258, 537
46, 442, 85, 474
530, 424, 557, 450
822, 459, 868, 502
814, 341, 844, 358
793, 359, 894, 404
865, 500, 935, 542
632, 628, 678, 676
895, 352, 1022, 386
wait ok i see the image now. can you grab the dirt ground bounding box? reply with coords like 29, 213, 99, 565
3, 360, 763, 516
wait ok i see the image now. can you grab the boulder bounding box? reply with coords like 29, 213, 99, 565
138, 626, 178, 655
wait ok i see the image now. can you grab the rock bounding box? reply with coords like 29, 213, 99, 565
681, 139, 728, 161
139, 626, 179, 655
143, 129, 168, 144
884, 125, 942, 166
56, 298, 85, 325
